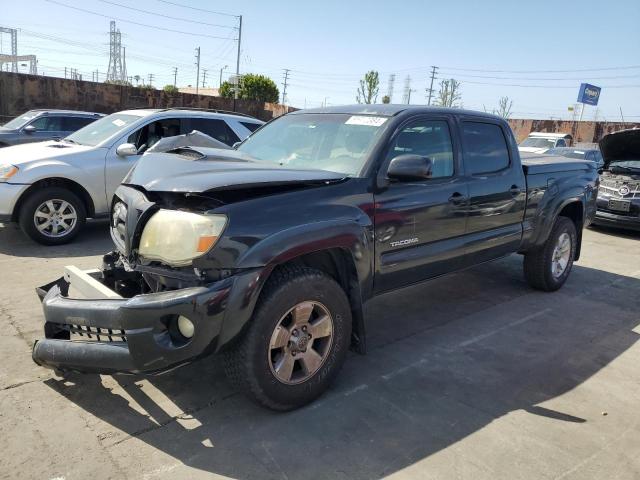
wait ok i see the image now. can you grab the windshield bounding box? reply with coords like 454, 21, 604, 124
547, 148, 586, 159
520, 137, 556, 148
610, 160, 640, 172
2, 111, 39, 129
65, 113, 142, 146
236, 113, 388, 175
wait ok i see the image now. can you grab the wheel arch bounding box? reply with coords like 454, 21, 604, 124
12, 177, 96, 222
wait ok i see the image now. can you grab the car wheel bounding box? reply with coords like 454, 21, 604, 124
18, 187, 86, 245
524, 216, 577, 292
223, 265, 352, 411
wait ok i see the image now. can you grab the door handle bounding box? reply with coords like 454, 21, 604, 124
509, 185, 522, 196
448, 192, 467, 204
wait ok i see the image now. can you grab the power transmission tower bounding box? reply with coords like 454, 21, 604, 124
106, 21, 124, 82
387, 74, 395, 102
426, 66, 438, 106
148, 73, 154, 87
194, 47, 200, 95
402, 75, 411, 104
0, 27, 18, 72
202, 68, 208, 88
172, 67, 178, 87
281, 68, 290, 104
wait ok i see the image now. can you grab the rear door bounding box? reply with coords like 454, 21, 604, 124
61, 116, 97, 137
185, 117, 241, 146
460, 119, 526, 264
373, 115, 468, 293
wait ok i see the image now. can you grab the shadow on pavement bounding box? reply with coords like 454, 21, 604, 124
0, 220, 112, 258
44, 260, 640, 479
588, 224, 640, 240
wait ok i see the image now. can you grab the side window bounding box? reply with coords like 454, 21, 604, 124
556, 139, 566, 147
62, 117, 95, 131
462, 122, 510, 175
240, 121, 262, 133
29, 116, 63, 131
387, 120, 454, 178
127, 118, 184, 152
189, 118, 240, 146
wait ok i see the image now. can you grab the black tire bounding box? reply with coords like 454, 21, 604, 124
223, 266, 352, 411
18, 187, 86, 245
524, 216, 577, 292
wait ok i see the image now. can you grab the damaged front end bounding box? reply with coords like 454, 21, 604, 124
32, 183, 262, 375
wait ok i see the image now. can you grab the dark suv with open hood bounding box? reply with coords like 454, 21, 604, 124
592, 129, 640, 231
32, 105, 598, 410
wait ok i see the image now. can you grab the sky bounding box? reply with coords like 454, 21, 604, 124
1, 0, 639, 121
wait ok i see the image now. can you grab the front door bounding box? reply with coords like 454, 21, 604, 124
105, 117, 186, 205
373, 117, 468, 293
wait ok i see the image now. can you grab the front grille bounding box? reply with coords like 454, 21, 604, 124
599, 180, 640, 199
62, 324, 127, 342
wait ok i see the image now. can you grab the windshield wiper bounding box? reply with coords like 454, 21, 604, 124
62, 138, 79, 145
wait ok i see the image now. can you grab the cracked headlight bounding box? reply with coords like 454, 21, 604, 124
0, 164, 19, 182
138, 210, 227, 267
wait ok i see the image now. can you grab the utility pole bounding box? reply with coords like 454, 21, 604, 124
219, 64, 228, 88
427, 66, 438, 106
201, 68, 208, 89
172, 67, 178, 87
233, 15, 242, 110
194, 47, 201, 95
148, 73, 154, 87
281, 68, 290, 104
64, 66, 67, 79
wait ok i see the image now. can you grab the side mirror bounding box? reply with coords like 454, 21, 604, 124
387, 154, 433, 181
23, 125, 37, 134
116, 143, 138, 157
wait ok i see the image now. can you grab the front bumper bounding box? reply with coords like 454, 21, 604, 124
593, 210, 640, 231
32, 270, 242, 374
0, 182, 29, 221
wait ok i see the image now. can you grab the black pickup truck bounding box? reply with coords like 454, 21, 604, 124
33, 105, 598, 410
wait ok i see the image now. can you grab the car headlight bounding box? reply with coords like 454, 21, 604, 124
0, 164, 18, 182
138, 210, 227, 267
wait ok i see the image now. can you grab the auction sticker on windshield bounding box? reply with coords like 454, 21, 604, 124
345, 116, 387, 127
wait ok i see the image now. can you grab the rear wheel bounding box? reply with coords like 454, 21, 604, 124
18, 187, 86, 245
524, 216, 576, 291
223, 266, 352, 411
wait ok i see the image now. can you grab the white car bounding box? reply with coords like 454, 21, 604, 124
0, 108, 263, 244
518, 132, 573, 154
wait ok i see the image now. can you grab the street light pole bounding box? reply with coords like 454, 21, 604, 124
219, 65, 228, 88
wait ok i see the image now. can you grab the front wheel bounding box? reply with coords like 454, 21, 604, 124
524, 216, 577, 291
18, 187, 86, 245
223, 266, 352, 411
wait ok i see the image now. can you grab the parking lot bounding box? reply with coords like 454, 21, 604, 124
1, 221, 639, 480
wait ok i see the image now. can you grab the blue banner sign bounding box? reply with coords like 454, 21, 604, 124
577, 83, 601, 106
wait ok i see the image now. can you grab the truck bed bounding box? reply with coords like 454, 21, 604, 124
521, 152, 594, 175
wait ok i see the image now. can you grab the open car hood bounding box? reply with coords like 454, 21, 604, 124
599, 129, 640, 168
123, 148, 347, 193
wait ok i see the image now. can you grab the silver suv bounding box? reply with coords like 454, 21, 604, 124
0, 108, 263, 244
0, 110, 104, 147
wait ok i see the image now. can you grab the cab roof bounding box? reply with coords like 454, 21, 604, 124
293, 104, 503, 120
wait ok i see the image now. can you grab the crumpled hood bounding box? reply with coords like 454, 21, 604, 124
124, 148, 347, 193
0, 140, 94, 165
599, 129, 640, 168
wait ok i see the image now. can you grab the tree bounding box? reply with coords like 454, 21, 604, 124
219, 73, 279, 103
356, 70, 380, 104
133, 75, 141, 86
495, 96, 513, 118
435, 79, 462, 108
163, 84, 179, 95
104, 79, 132, 87
381, 95, 391, 104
